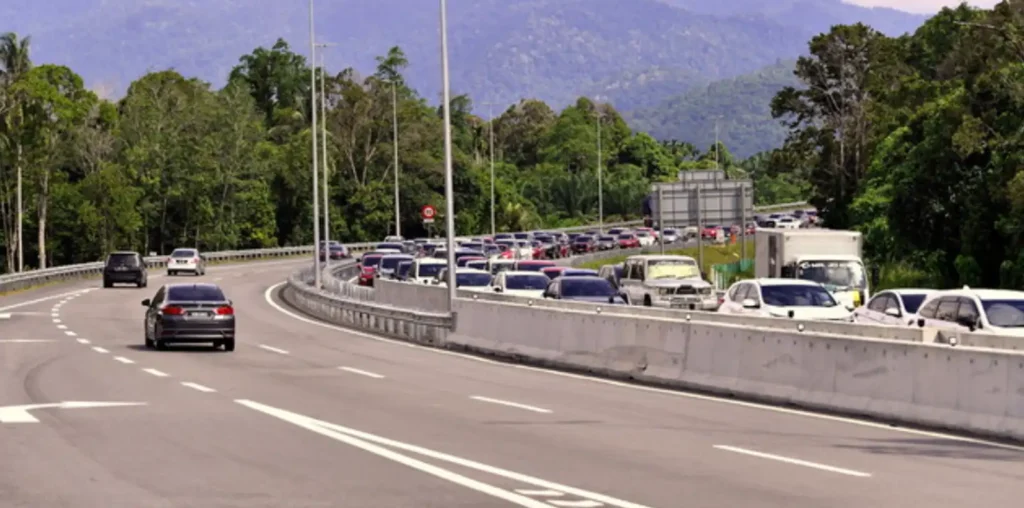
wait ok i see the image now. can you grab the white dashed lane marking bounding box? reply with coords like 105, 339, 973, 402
64, 331, 76, 337
469, 396, 552, 414
76, 338, 90, 344
113, 356, 134, 364
181, 382, 216, 393
56, 324, 67, 329
258, 344, 289, 355
339, 367, 385, 379
92, 347, 109, 354
142, 368, 169, 378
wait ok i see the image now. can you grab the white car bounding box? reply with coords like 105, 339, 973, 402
911, 287, 1024, 336
774, 217, 801, 229
853, 289, 934, 326
513, 240, 534, 259
659, 229, 681, 244
635, 231, 656, 247
491, 271, 550, 298
619, 255, 702, 307
719, 278, 853, 322
167, 248, 206, 276
409, 258, 447, 284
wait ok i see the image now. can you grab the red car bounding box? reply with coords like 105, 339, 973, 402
701, 225, 720, 239
541, 266, 568, 280
617, 233, 640, 249
515, 260, 557, 272
358, 254, 383, 286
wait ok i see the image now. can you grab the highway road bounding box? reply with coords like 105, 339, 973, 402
3, 259, 1024, 507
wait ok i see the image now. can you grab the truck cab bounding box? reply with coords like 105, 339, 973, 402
619, 255, 705, 307
755, 229, 870, 309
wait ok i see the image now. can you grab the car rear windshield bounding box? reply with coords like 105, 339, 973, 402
562, 279, 616, 297
107, 253, 138, 266
517, 263, 554, 272
376, 243, 404, 251
397, 262, 413, 277
761, 285, 837, 307
362, 256, 382, 267
416, 263, 445, 277
900, 294, 928, 313
618, 234, 634, 240
380, 257, 409, 270
171, 250, 197, 258
456, 273, 492, 286
575, 236, 592, 243
599, 236, 613, 241
167, 285, 226, 302
506, 275, 550, 290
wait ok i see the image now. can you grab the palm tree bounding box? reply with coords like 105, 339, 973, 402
0, 31, 31, 272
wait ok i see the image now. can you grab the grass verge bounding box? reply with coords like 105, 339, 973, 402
577, 240, 754, 276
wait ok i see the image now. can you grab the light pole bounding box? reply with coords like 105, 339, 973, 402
481, 101, 498, 237
386, 78, 401, 238
439, 0, 457, 311
316, 42, 334, 253
308, 0, 321, 288
598, 116, 602, 232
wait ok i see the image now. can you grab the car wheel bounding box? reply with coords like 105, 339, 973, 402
103, 279, 112, 288
155, 340, 167, 351
224, 339, 235, 352
643, 295, 653, 307
145, 336, 154, 348
168, 270, 175, 276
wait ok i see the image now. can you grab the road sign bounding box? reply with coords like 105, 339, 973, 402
421, 205, 436, 223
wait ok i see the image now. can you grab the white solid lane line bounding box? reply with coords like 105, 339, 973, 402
549, 501, 603, 508
516, 489, 564, 497
142, 368, 169, 378
470, 396, 553, 414
0, 289, 91, 312
181, 382, 216, 393
713, 445, 871, 478
113, 356, 134, 364
92, 347, 109, 354
0, 339, 55, 343
339, 367, 385, 379
258, 344, 289, 355
76, 338, 90, 344
237, 399, 648, 508
64, 331, 76, 336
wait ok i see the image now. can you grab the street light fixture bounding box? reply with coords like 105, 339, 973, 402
439, 0, 457, 311
308, 0, 321, 289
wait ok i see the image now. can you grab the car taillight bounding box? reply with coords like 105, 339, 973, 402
162, 306, 185, 316
215, 306, 234, 315
193, 257, 200, 263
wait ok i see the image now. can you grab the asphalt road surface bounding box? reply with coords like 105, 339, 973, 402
3, 259, 1024, 507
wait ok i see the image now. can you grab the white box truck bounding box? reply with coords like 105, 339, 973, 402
755, 229, 869, 309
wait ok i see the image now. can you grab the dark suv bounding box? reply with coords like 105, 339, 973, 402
103, 251, 148, 288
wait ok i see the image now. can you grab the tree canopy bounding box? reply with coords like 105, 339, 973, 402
0, 35, 764, 273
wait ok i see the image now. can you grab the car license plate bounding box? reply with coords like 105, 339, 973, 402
188, 311, 211, 317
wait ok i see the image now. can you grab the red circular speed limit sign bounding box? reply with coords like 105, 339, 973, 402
420, 205, 436, 220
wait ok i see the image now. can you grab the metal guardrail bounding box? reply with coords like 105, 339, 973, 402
282, 264, 452, 345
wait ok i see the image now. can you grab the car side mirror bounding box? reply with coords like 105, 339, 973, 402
741, 298, 759, 309
884, 307, 901, 318
141, 299, 151, 307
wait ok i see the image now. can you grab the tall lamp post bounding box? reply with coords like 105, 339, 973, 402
439, 0, 457, 311
316, 42, 334, 252
384, 78, 401, 238
596, 109, 604, 233
308, 0, 321, 288
481, 101, 498, 237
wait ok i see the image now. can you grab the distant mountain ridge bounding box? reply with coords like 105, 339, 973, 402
2, 0, 927, 115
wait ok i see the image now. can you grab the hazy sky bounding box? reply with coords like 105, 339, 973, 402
844, 0, 1000, 13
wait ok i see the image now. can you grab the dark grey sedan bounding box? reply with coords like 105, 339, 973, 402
142, 283, 235, 351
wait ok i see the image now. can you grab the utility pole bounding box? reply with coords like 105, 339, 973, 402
714, 116, 720, 170
308, 0, 321, 289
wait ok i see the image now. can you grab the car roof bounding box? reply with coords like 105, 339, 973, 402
166, 282, 222, 290
170, 247, 198, 251
881, 288, 934, 295
560, 275, 607, 282
750, 278, 822, 287
518, 260, 555, 264
930, 288, 1024, 300
109, 251, 138, 255
456, 268, 491, 274
563, 268, 599, 274
503, 271, 551, 277
381, 254, 413, 259
417, 258, 448, 264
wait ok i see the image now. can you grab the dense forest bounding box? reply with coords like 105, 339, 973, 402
764, 1, 1024, 289
0, 35, 786, 273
